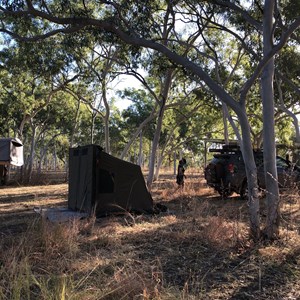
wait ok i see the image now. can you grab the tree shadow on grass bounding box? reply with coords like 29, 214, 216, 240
1, 178, 299, 299
79, 218, 298, 299
79, 185, 300, 298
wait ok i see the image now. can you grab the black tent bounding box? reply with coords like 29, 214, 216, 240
68, 145, 153, 216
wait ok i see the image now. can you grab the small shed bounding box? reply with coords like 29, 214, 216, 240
0, 138, 24, 166
68, 144, 153, 216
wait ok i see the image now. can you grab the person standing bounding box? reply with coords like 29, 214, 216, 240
176, 158, 186, 188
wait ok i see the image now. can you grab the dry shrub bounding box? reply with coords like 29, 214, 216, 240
0, 218, 79, 299
102, 266, 163, 300
258, 245, 290, 263
0, 256, 34, 300
199, 215, 246, 249
280, 189, 300, 235
183, 198, 211, 216
39, 218, 80, 258
19, 171, 67, 185
159, 178, 212, 204
160, 187, 176, 200
182, 182, 203, 197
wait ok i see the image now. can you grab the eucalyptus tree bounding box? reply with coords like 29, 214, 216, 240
154, 92, 220, 179
0, 66, 80, 180
119, 88, 156, 163
0, 68, 21, 137
1, 0, 300, 240
274, 48, 300, 160
34, 90, 83, 172
71, 42, 120, 153
0, 41, 80, 181
228, 0, 300, 238
118, 62, 207, 186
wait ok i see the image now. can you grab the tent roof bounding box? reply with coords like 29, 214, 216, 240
0, 138, 23, 146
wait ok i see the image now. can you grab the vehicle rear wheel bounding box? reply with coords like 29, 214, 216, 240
240, 180, 248, 199
220, 189, 233, 198
218, 182, 233, 199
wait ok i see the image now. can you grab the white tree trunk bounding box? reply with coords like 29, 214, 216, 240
120, 108, 157, 159
70, 99, 81, 148
102, 82, 111, 154
147, 70, 173, 189
239, 112, 261, 240
138, 131, 143, 166
28, 121, 36, 182
222, 104, 229, 145
262, 0, 280, 239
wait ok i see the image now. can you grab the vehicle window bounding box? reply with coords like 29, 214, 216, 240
276, 157, 289, 168
212, 158, 221, 164
254, 154, 264, 166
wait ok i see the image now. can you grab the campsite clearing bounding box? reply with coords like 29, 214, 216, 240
0, 171, 300, 299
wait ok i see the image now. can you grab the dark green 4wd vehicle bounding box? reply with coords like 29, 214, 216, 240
204, 145, 300, 198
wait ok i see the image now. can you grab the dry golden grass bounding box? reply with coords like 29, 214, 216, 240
0, 170, 300, 299
0, 183, 68, 197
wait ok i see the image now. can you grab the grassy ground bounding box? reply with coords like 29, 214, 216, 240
0, 170, 300, 299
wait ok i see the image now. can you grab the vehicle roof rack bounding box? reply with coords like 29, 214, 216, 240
209, 144, 241, 153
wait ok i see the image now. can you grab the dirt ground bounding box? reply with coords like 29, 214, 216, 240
0, 172, 300, 299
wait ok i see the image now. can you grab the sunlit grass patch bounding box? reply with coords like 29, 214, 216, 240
0, 172, 300, 299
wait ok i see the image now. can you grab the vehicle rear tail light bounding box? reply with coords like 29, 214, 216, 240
228, 163, 234, 173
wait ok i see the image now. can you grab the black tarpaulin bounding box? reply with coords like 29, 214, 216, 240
68, 145, 153, 216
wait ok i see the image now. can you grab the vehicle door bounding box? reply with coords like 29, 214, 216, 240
276, 156, 298, 188
228, 153, 245, 190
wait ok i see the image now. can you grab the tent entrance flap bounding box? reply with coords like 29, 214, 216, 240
97, 168, 115, 193
68, 145, 153, 215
